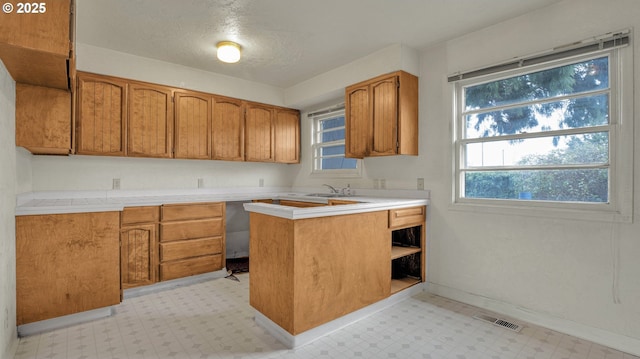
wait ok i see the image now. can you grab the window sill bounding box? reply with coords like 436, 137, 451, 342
449, 200, 632, 223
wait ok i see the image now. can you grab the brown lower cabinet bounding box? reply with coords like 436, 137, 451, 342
120, 206, 160, 289
16, 212, 121, 325
122, 202, 227, 285
159, 202, 226, 281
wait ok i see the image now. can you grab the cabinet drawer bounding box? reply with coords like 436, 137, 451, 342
160, 254, 223, 281
389, 206, 425, 228
160, 237, 223, 262
162, 202, 224, 221
121, 206, 160, 225
161, 218, 223, 242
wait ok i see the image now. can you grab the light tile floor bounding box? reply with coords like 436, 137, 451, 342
13, 273, 639, 359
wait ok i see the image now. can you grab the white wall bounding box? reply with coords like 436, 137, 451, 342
423, 0, 640, 354
0, 61, 17, 359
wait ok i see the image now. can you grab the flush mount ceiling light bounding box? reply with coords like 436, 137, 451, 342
216, 41, 241, 63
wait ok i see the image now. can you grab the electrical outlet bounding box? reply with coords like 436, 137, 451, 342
417, 178, 425, 190
380, 179, 386, 189
259, 178, 264, 187
112, 178, 121, 190
197, 178, 204, 188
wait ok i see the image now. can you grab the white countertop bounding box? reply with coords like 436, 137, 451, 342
244, 195, 428, 219
15, 187, 430, 217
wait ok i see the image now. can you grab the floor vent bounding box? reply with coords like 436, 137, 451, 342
473, 313, 523, 332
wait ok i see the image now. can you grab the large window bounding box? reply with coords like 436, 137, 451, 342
311, 109, 360, 176
453, 39, 633, 221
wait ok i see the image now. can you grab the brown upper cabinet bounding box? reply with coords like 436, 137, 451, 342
0, 0, 75, 89
345, 71, 418, 158
212, 96, 244, 161
274, 109, 301, 163
76, 73, 127, 156
245, 102, 275, 162
73, 72, 300, 163
174, 91, 211, 160
128, 82, 174, 158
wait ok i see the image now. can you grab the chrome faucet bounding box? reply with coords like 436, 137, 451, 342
323, 184, 339, 193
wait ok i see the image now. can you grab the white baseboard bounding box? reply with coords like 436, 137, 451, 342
427, 282, 640, 357
123, 269, 228, 299
18, 307, 114, 337
255, 283, 425, 348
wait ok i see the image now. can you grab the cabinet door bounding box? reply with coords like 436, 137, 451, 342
121, 224, 158, 289
274, 109, 300, 163
212, 97, 244, 161
16, 211, 121, 325
128, 82, 174, 158
345, 84, 370, 158
245, 103, 274, 162
16, 83, 71, 155
174, 91, 211, 159
370, 75, 399, 156
76, 73, 127, 156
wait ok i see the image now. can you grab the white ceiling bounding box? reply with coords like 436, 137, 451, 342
76, 0, 563, 89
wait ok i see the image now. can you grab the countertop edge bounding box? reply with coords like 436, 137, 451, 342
243, 199, 429, 219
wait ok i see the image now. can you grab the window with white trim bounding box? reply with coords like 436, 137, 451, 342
311, 109, 361, 176
452, 35, 633, 221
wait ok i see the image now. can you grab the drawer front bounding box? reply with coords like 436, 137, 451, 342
162, 202, 224, 221
160, 254, 223, 281
389, 206, 425, 228
160, 236, 223, 262
161, 218, 223, 242
121, 206, 160, 225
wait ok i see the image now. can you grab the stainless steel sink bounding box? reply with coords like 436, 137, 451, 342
305, 193, 340, 197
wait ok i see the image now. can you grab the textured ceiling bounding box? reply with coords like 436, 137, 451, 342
76, 0, 563, 88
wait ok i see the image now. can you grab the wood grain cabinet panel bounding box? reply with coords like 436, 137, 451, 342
345, 71, 418, 158
159, 202, 226, 281
370, 76, 399, 156
174, 91, 211, 159
128, 82, 174, 158
160, 237, 222, 262
245, 103, 274, 162
15, 83, 71, 155
121, 224, 158, 289
160, 218, 223, 242
161, 202, 224, 221
249, 211, 390, 335
120, 206, 160, 289
212, 96, 245, 161
76, 73, 127, 155
16, 211, 121, 325
160, 254, 223, 281
274, 109, 300, 163
0, 0, 73, 89
345, 84, 370, 158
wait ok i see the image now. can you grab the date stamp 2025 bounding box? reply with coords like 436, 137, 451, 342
3, 2, 47, 14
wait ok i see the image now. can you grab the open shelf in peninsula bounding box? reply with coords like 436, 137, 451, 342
391, 246, 421, 260
390, 276, 421, 294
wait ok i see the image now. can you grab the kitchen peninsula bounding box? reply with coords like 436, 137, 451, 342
243, 194, 428, 347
